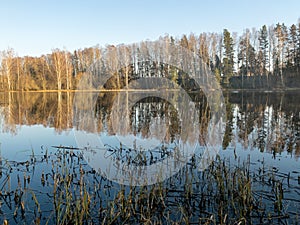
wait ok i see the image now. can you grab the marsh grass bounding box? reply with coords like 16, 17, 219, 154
0, 146, 299, 224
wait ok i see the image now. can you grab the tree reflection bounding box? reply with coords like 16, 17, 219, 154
226, 91, 300, 158
1, 91, 300, 158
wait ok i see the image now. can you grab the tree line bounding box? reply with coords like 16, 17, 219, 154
1, 20, 300, 91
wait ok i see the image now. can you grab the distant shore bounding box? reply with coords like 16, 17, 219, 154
1, 87, 300, 93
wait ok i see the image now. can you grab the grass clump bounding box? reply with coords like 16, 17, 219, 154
0, 147, 299, 224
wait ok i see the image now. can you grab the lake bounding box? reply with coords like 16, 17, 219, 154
0, 90, 300, 224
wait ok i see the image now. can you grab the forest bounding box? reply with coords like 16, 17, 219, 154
1, 21, 300, 91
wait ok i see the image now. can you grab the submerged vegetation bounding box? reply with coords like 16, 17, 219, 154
0, 146, 299, 224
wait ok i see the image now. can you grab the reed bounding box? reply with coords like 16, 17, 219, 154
0, 146, 299, 224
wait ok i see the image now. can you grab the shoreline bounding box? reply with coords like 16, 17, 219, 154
1, 87, 300, 93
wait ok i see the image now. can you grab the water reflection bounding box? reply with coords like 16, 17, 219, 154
224, 91, 300, 158
73, 90, 216, 185
0, 92, 74, 134
1, 91, 300, 159
0, 91, 300, 223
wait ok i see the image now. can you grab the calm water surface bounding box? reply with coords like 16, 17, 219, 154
0, 90, 300, 223
1, 91, 299, 163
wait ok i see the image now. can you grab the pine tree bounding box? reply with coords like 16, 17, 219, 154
296, 22, 300, 72
274, 23, 288, 85
222, 29, 234, 84
258, 25, 269, 75
288, 24, 298, 73
238, 33, 256, 77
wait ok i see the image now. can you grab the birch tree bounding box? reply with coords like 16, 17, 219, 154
1, 48, 15, 90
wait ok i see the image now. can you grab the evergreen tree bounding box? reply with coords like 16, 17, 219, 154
222, 29, 235, 83
238, 34, 256, 77
288, 24, 298, 72
274, 23, 288, 84
296, 22, 300, 72
238, 37, 247, 75
258, 25, 269, 75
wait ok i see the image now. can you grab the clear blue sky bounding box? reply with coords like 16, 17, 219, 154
0, 0, 299, 56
